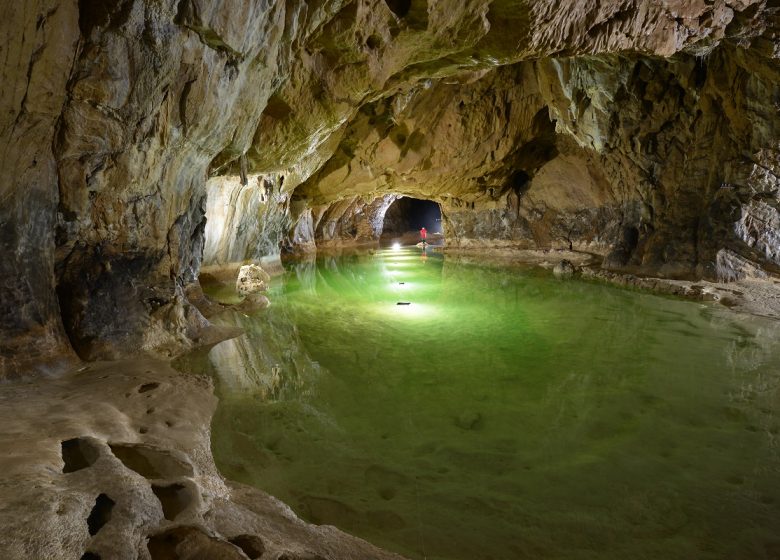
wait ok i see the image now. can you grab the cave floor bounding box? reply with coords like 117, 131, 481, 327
0, 358, 404, 560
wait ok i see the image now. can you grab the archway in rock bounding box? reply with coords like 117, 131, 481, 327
381, 197, 442, 244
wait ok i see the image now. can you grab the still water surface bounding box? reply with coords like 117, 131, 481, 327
183, 248, 780, 560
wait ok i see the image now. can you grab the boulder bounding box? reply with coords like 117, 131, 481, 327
236, 265, 270, 297
553, 260, 576, 278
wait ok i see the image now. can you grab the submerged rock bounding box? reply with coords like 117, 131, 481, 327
553, 260, 576, 278
454, 411, 484, 431
237, 293, 271, 312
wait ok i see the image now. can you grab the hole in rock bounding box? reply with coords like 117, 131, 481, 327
152, 483, 191, 520
109, 443, 194, 479
381, 0, 429, 29
62, 438, 101, 473
509, 170, 531, 196
623, 225, 640, 251
87, 494, 115, 536
78, 0, 132, 36
278, 553, 327, 560
382, 197, 442, 243
80, 553, 100, 560
263, 94, 294, 121
228, 535, 266, 559
383, 0, 411, 17
147, 529, 185, 560
148, 527, 246, 560
605, 225, 641, 268
365, 34, 382, 49
138, 382, 160, 393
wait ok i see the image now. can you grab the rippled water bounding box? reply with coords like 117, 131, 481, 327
181, 247, 780, 560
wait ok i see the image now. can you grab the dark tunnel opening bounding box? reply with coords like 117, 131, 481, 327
382, 197, 442, 243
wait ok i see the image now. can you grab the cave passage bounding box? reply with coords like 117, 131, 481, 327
382, 197, 442, 239
188, 252, 780, 560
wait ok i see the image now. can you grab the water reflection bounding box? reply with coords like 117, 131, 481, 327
183, 249, 780, 560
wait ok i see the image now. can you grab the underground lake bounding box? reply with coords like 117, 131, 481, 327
176, 247, 780, 560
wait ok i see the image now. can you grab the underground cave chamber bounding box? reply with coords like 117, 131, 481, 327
4, 2, 780, 560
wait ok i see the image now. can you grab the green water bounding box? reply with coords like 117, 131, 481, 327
188, 248, 780, 560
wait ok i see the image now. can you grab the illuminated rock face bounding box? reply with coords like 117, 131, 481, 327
2, 0, 780, 372
295, 49, 780, 281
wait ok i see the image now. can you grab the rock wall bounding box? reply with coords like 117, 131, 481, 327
537, 46, 780, 278
202, 175, 290, 266
51, 0, 293, 362
1, 2, 81, 377
296, 41, 780, 279
313, 194, 398, 247
2, 0, 779, 373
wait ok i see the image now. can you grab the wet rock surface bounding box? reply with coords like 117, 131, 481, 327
0, 360, 405, 560
236, 265, 271, 298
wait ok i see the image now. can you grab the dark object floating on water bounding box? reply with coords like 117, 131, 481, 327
397, 302, 411, 306
399, 282, 405, 285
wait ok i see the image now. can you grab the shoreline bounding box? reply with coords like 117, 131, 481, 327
0, 359, 406, 560
4, 248, 779, 559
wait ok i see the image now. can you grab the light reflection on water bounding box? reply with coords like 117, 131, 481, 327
179, 248, 780, 560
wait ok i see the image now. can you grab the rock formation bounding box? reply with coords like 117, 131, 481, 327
4, 2, 780, 558
2, 0, 780, 372
0, 359, 403, 560
236, 264, 270, 298
236, 263, 271, 309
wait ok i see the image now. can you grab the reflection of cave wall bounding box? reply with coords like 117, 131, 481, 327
382, 198, 442, 236
203, 175, 290, 267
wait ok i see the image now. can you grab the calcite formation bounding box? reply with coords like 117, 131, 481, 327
2, 1, 780, 372
236, 264, 272, 309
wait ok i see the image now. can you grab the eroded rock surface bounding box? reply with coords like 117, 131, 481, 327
0, 360, 405, 560
236, 264, 271, 298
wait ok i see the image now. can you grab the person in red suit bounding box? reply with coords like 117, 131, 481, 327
420, 227, 427, 244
